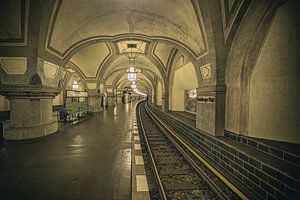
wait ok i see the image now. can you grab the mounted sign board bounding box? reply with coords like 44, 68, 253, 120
200, 64, 211, 79
67, 90, 88, 97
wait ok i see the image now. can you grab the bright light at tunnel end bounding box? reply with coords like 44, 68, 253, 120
134, 89, 147, 97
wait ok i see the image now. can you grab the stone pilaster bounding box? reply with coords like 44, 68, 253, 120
88, 94, 102, 112
196, 85, 226, 136
148, 94, 152, 104
161, 92, 166, 112
153, 91, 157, 106
162, 92, 169, 112
0, 84, 61, 140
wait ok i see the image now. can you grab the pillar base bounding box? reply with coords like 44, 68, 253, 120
91, 107, 103, 112
88, 95, 103, 112
196, 85, 226, 136
3, 120, 58, 140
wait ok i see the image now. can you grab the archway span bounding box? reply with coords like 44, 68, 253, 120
59, 34, 200, 84
60, 34, 200, 63
104, 68, 159, 89
64, 62, 88, 89
99, 52, 166, 84
169, 61, 198, 111
116, 79, 152, 96
113, 73, 154, 91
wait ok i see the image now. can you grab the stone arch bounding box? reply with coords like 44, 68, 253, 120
98, 52, 166, 86
58, 79, 63, 88
192, 0, 225, 86
168, 54, 198, 111
225, 0, 288, 135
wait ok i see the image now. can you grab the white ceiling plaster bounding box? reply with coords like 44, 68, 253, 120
106, 70, 124, 86
116, 73, 152, 88
49, 0, 206, 56
153, 42, 173, 68
70, 43, 110, 78
104, 54, 161, 79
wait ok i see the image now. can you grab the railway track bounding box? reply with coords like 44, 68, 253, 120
136, 101, 243, 200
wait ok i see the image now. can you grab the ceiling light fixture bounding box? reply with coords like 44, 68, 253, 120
119, 0, 144, 84
127, 66, 137, 81
131, 81, 137, 89
72, 80, 79, 89
120, 42, 144, 81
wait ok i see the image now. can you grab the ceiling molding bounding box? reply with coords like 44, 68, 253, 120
68, 42, 112, 79
46, 0, 207, 59
118, 79, 151, 93
220, 0, 252, 43
98, 53, 166, 85
151, 42, 168, 71
0, 0, 29, 46
65, 61, 87, 82
49, 33, 202, 60
45, 0, 63, 58
104, 67, 163, 89
114, 73, 153, 91
0, 57, 27, 74
191, 0, 209, 57
166, 48, 178, 77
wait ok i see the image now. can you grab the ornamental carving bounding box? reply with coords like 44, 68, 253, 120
29, 73, 42, 85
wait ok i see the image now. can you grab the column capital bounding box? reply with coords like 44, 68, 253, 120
196, 84, 226, 94
0, 84, 61, 98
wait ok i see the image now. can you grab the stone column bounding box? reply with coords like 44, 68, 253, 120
196, 85, 226, 136
148, 94, 152, 104
107, 92, 115, 106
88, 94, 102, 112
122, 93, 129, 103
153, 91, 157, 106
0, 85, 60, 140
161, 92, 166, 111
162, 92, 169, 112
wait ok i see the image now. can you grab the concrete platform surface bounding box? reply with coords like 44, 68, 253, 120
0, 102, 135, 200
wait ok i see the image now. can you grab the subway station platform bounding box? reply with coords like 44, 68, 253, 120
0, 102, 137, 200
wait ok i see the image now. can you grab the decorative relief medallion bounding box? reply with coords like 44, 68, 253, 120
197, 96, 215, 103
200, 64, 211, 79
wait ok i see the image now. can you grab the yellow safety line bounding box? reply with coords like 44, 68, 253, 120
146, 104, 249, 200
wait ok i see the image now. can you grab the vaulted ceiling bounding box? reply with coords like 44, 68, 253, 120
41, 0, 209, 92
0, 0, 255, 94
47, 0, 207, 57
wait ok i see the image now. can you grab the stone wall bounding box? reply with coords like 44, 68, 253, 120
249, 1, 300, 143
0, 96, 9, 111
156, 81, 162, 106
151, 105, 300, 200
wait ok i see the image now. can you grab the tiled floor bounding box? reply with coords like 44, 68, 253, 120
0, 102, 135, 200
130, 107, 150, 200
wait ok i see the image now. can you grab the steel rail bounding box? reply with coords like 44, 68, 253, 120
144, 102, 248, 200
144, 103, 228, 200
137, 102, 168, 200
